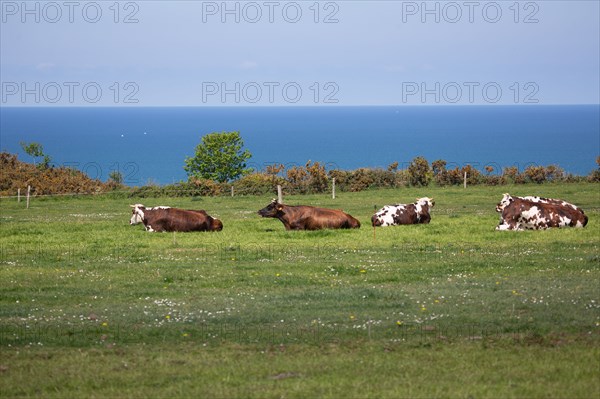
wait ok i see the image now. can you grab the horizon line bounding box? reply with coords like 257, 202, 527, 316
2, 103, 599, 109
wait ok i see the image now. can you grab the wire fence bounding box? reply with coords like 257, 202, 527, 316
2, 184, 599, 217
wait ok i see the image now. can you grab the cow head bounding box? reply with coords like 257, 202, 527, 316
211, 218, 224, 231
416, 197, 435, 208
258, 199, 284, 218
371, 214, 383, 227
496, 193, 513, 212
130, 204, 146, 225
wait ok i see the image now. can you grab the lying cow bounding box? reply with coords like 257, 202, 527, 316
258, 199, 361, 230
495, 194, 587, 231
371, 197, 435, 227
130, 204, 223, 232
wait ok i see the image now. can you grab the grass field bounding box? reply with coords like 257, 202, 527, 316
1, 183, 599, 398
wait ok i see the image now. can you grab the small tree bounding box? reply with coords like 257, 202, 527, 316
407, 156, 432, 186
286, 165, 309, 193
20, 141, 51, 169
432, 159, 448, 186
184, 131, 252, 183
305, 160, 328, 193
108, 171, 124, 185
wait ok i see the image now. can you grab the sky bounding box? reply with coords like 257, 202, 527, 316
1, 0, 599, 106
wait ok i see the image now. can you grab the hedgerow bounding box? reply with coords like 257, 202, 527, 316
1, 152, 596, 198
0, 152, 116, 196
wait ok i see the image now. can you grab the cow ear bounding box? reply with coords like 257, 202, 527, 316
276, 204, 284, 211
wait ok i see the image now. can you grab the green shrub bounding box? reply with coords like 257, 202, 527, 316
407, 156, 432, 186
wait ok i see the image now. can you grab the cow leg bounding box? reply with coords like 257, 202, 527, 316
496, 220, 520, 231
496, 223, 510, 231
146, 221, 166, 232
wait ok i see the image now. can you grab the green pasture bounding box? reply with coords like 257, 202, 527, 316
1, 183, 599, 398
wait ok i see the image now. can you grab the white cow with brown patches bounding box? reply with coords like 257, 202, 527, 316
371, 197, 435, 227
495, 194, 588, 231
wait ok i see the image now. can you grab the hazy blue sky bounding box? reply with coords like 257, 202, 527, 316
1, 0, 599, 105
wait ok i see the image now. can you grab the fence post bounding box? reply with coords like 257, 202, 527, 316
26, 185, 31, 209
332, 178, 336, 199
277, 185, 283, 204
17, 188, 21, 203
463, 172, 467, 189
231, 186, 234, 197
373, 205, 377, 241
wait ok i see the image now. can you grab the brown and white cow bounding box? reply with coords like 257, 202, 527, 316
258, 199, 361, 230
130, 204, 223, 232
495, 194, 587, 231
371, 197, 435, 227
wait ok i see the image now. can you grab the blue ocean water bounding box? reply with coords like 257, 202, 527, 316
1, 106, 598, 186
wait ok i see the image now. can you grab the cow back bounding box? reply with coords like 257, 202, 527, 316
142, 208, 222, 232
277, 205, 360, 230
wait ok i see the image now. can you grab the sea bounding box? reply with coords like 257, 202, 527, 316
1, 105, 598, 186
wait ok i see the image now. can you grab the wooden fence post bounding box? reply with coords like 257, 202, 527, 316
231, 186, 234, 197
277, 185, 283, 204
26, 185, 31, 209
463, 172, 467, 189
373, 205, 377, 241
17, 188, 21, 203
332, 178, 336, 199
